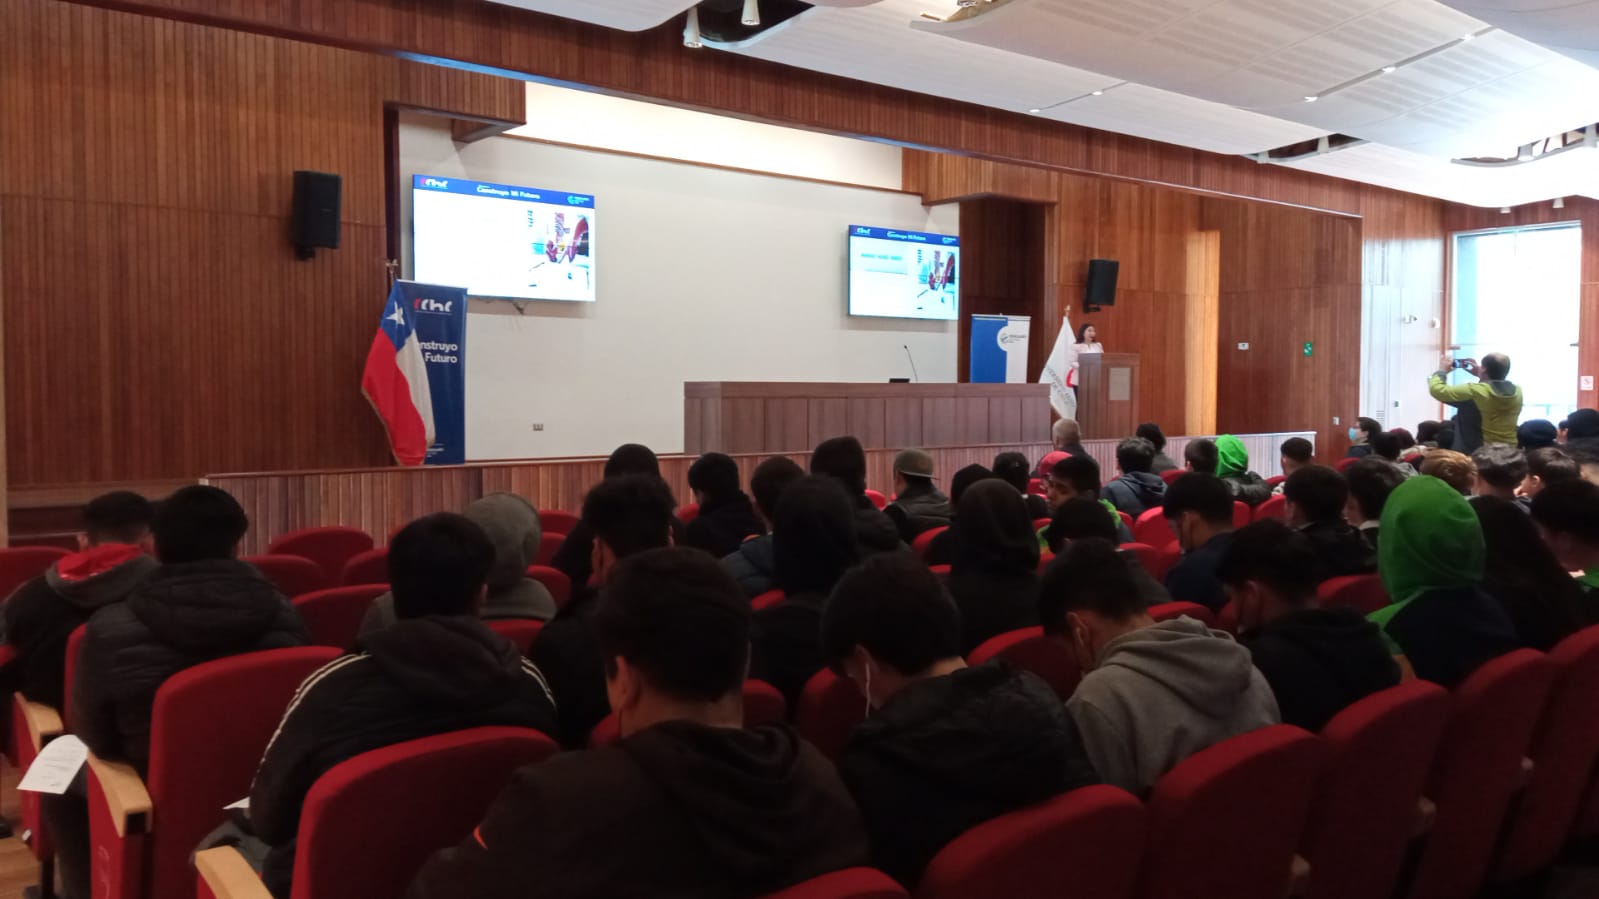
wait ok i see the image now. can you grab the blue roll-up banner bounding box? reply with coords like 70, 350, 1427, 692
396, 281, 469, 465
969, 314, 1031, 384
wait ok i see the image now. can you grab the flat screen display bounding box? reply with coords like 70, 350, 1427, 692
847, 225, 959, 321
412, 174, 595, 302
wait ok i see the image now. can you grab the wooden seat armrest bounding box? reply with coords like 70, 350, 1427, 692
1284, 853, 1311, 897
18, 699, 63, 749
196, 847, 271, 899
86, 751, 153, 837
1413, 796, 1437, 839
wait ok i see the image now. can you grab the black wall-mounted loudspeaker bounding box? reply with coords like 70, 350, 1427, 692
1085, 259, 1119, 309
291, 171, 342, 260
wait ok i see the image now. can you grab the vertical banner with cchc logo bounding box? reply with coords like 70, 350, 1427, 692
398, 281, 468, 465
969, 314, 1032, 384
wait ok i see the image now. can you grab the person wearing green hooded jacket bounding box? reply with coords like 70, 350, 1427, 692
1184, 437, 1273, 507
1367, 476, 1520, 687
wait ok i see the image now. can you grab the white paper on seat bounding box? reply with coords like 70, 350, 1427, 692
18, 735, 87, 794
224, 797, 249, 811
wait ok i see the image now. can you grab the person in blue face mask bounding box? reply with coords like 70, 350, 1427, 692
1346, 417, 1382, 458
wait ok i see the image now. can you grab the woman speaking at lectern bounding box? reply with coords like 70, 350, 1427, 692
1067, 323, 1103, 393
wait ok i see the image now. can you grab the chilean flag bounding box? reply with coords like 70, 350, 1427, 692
361, 282, 436, 466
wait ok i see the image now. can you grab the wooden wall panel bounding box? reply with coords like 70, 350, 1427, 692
0, 0, 523, 488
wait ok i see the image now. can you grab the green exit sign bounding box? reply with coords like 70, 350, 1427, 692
1303, 342, 1314, 357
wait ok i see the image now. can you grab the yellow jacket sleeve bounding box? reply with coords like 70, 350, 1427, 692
1427, 373, 1477, 403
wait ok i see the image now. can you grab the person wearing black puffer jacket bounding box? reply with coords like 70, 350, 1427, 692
248, 514, 558, 899
684, 452, 765, 560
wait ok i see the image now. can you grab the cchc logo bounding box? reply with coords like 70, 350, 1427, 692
567, 195, 588, 206
423, 178, 450, 189
942, 237, 958, 246
414, 297, 454, 314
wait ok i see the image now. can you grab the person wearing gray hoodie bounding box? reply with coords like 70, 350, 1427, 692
1101, 437, 1167, 518
1039, 538, 1279, 796
359, 493, 557, 637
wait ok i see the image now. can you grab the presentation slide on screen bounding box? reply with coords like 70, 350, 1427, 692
412, 175, 596, 303
847, 225, 959, 321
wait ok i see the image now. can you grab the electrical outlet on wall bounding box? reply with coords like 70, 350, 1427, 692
531, 423, 545, 432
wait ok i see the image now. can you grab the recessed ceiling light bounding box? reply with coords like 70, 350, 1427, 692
1028, 108, 1042, 114
1304, 96, 1319, 103
1381, 65, 1397, 74
1461, 33, 1475, 41
1500, 206, 1511, 214
1091, 90, 1104, 96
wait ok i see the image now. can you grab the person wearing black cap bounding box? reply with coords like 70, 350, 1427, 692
1518, 419, 1558, 450
885, 448, 953, 544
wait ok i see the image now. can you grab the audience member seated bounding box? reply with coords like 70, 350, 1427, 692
1039, 418, 1089, 475
1569, 408, 1599, 442
360, 493, 557, 638
722, 456, 805, 599
1343, 458, 1404, 555
1138, 422, 1180, 474
1420, 449, 1476, 495
1530, 479, 1599, 608
944, 480, 1042, 653
1471, 496, 1585, 652
1517, 419, 1558, 450
249, 514, 560, 899
1185, 436, 1271, 506
549, 444, 681, 593
2, 491, 156, 710
1283, 465, 1375, 581
1416, 420, 1443, 449
1044, 498, 1170, 607
1369, 477, 1521, 687
53, 486, 307, 899
409, 549, 868, 899
1045, 455, 1134, 543
923, 464, 998, 567
1216, 521, 1399, 732
884, 449, 953, 543
1346, 417, 1381, 458
993, 451, 1051, 520
684, 452, 764, 559
822, 553, 1098, 887
811, 436, 901, 553
1039, 538, 1278, 795
1570, 439, 1599, 486
1274, 437, 1314, 494
531, 475, 675, 747
1435, 422, 1458, 451
1161, 473, 1239, 612
1521, 447, 1580, 499
1369, 431, 1418, 478
751, 476, 861, 706
1391, 428, 1416, 453
1102, 437, 1166, 517
1471, 444, 1528, 508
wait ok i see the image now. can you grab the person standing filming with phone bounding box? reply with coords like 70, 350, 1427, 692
1428, 352, 1523, 454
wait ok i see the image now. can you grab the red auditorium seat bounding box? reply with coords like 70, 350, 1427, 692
1334, 457, 1360, 473
1231, 501, 1250, 529
1133, 508, 1177, 551
1215, 601, 1238, 634
293, 585, 388, 650
918, 785, 1145, 899
1139, 725, 1328, 899
1033, 518, 1052, 532
1035, 553, 1052, 573
1264, 475, 1286, 489
752, 589, 786, 611
1148, 601, 1215, 628
1159, 469, 1183, 485
759, 868, 908, 899
864, 490, 889, 511
535, 532, 564, 566
1494, 626, 1599, 882
1403, 649, 1557, 899
1253, 494, 1287, 522
525, 565, 571, 607
1317, 574, 1388, 616
11, 681, 62, 882
1026, 479, 1043, 496
197, 726, 559, 899
1300, 681, 1451, 899
485, 618, 544, 654
590, 680, 787, 747
1121, 542, 1170, 583
794, 669, 865, 762
930, 564, 952, 576
966, 627, 1080, 700
62, 622, 86, 726
1117, 510, 1133, 529
678, 502, 700, 523
338, 547, 388, 586
537, 509, 579, 536
912, 527, 948, 560
265, 527, 374, 583
243, 555, 328, 600
89, 647, 341, 899
0, 545, 68, 600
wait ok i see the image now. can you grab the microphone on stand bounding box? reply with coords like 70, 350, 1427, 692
902, 344, 920, 383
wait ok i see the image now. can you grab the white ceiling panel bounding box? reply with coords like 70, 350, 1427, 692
485, 0, 694, 31
1441, 0, 1599, 68
1279, 141, 1599, 207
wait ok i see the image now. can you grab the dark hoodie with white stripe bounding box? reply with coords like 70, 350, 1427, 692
249, 615, 559, 899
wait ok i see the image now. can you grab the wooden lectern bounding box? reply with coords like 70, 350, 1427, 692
1075, 354, 1140, 440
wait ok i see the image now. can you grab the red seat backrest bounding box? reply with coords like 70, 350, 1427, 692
536, 509, 579, 536
1147, 602, 1215, 628
484, 619, 544, 655
1264, 475, 1286, 489
1117, 510, 1133, 529
0, 546, 68, 601
911, 526, 949, 560
11, 692, 56, 862
1121, 542, 1175, 583
63, 622, 87, 726
1231, 501, 1250, 529
967, 626, 1080, 701
266, 527, 374, 583
1033, 518, 1052, 532
243, 555, 329, 600
677, 502, 701, 523
752, 589, 786, 611
292, 585, 389, 651
1334, 457, 1360, 473
864, 490, 889, 511
1496, 626, 1599, 880
1133, 508, 1177, 550
592, 680, 789, 747
1026, 479, 1043, 496
1405, 649, 1557, 899
534, 532, 564, 567
919, 785, 1145, 899
1215, 601, 1238, 635
290, 726, 558, 899
794, 669, 864, 761
1302, 681, 1451, 899
1140, 725, 1329, 899
525, 565, 571, 607
147, 647, 342, 899
1316, 574, 1389, 616
758, 868, 907, 899
338, 547, 389, 587
1253, 494, 1287, 522
1159, 469, 1183, 485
